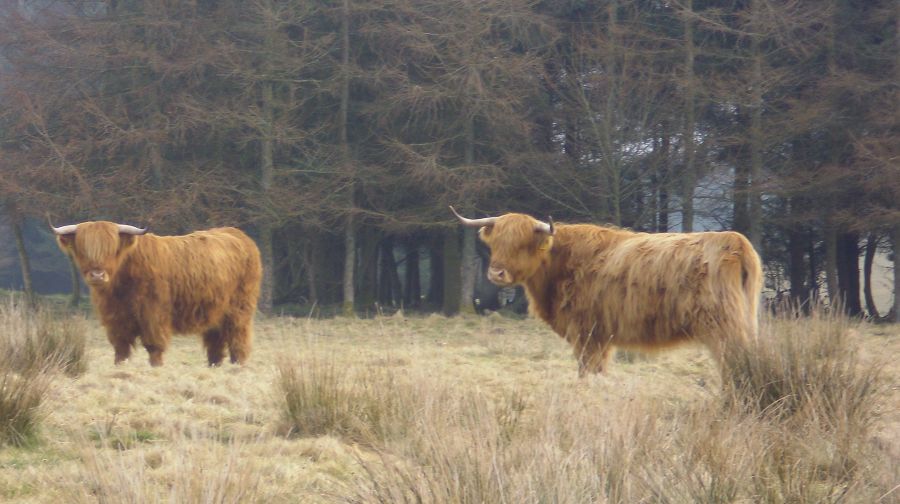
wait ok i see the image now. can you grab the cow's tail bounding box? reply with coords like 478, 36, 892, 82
738, 236, 763, 341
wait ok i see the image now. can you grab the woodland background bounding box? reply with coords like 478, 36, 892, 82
0, 0, 897, 319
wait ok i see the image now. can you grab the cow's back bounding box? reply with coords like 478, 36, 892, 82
554, 228, 757, 348
125, 227, 262, 332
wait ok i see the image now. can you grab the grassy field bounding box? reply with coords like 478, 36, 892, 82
0, 302, 897, 503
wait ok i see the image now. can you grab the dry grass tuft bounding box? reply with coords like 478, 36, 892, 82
0, 362, 56, 448
0, 298, 87, 447
724, 308, 882, 424
277, 356, 430, 446
77, 435, 263, 503
0, 298, 88, 377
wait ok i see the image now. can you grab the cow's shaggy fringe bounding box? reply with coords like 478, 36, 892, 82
0, 298, 86, 447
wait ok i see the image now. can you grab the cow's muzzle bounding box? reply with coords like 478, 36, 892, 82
487, 267, 513, 286
85, 269, 109, 285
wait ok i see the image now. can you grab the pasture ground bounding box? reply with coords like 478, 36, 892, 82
0, 311, 898, 502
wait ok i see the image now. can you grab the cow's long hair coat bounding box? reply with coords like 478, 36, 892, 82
56, 222, 262, 367
473, 213, 762, 376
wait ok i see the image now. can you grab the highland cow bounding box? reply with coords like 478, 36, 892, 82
53, 221, 262, 367
451, 207, 762, 376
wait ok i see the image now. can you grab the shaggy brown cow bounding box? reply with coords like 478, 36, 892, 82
451, 207, 762, 376
53, 221, 262, 367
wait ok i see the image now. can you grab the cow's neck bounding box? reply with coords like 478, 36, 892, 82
522, 248, 566, 328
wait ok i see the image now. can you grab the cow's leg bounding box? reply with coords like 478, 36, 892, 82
109, 334, 137, 365
203, 328, 226, 366
221, 316, 252, 365
113, 341, 132, 364
142, 345, 163, 367
575, 339, 614, 377
590, 346, 614, 374
575, 338, 601, 378
106, 329, 137, 365
139, 324, 170, 367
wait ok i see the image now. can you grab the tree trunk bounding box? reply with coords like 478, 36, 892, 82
442, 227, 461, 316
823, 221, 839, 308
863, 233, 880, 319
748, 6, 764, 250
459, 228, 477, 314
427, 234, 443, 308
258, 225, 274, 313
808, 232, 819, 305
342, 218, 356, 316
302, 237, 318, 306
733, 153, 750, 236
389, 247, 402, 307
403, 243, 421, 309
339, 0, 355, 317
258, 78, 275, 314
257, 2, 277, 314
10, 211, 35, 308
358, 227, 379, 312
892, 226, 900, 323
378, 236, 400, 308
604, 0, 621, 226
68, 256, 81, 308
788, 226, 807, 308
658, 134, 670, 232
681, 0, 696, 233
836, 232, 861, 316
458, 115, 477, 315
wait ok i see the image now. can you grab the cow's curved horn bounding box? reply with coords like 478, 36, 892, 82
117, 224, 148, 235
50, 222, 78, 235
449, 206, 498, 228
534, 216, 554, 235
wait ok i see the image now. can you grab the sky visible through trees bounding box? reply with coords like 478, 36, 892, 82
0, 0, 897, 319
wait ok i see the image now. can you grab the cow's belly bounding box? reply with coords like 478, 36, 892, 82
170, 294, 229, 333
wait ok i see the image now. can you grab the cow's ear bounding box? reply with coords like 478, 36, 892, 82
117, 233, 140, 255
537, 234, 554, 252
56, 234, 76, 251
478, 225, 493, 241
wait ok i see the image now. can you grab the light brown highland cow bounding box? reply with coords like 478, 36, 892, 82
452, 207, 762, 377
53, 221, 262, 367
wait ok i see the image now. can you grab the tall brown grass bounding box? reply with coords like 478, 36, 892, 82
277, 310, 895, 503
0, 297, 88, 377
0, 298, 88, 447
724, 308, 881, 423
277, 356, 428, 446
77, 436, 263, 503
